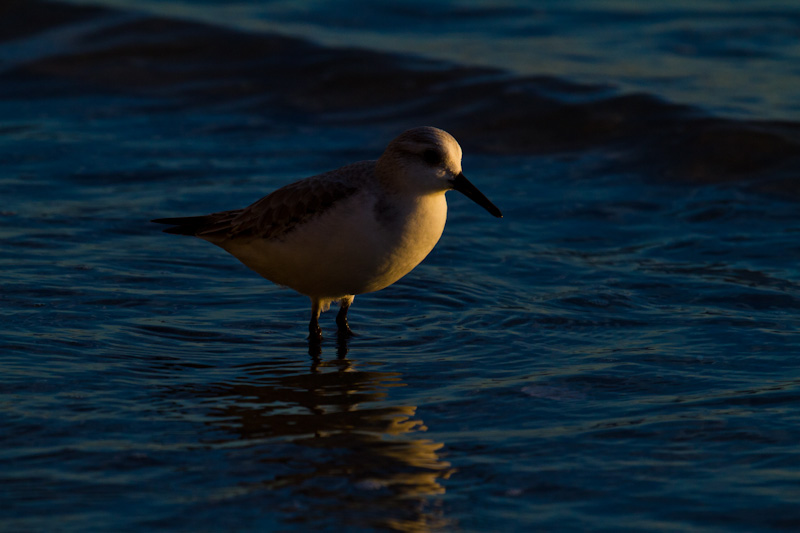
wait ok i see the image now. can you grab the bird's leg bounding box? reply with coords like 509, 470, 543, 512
308, 298, 322, 343
336, 295, 355, 337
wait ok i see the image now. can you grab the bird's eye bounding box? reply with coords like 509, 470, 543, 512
422, 148, 443, 166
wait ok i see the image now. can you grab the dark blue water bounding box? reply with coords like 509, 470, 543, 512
3, 1, 800, 531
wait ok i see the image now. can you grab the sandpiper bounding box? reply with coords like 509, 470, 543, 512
153, 126, 502, 342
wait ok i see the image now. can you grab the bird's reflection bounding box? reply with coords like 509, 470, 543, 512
307, 331, 351, 360
193, 345, 454, 531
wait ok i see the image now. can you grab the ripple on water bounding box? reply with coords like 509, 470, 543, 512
3, 0, 800, 530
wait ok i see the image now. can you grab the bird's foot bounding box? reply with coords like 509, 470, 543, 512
308, 322, 322, 344
335, 317, 354, 338
335, 320, 353, 359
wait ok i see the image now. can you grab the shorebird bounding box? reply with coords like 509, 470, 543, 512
153, 126, 502, 342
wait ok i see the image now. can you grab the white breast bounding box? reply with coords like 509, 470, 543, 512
219, 189, 448, 299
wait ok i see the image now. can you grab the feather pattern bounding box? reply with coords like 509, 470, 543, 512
154, 161, 370, 241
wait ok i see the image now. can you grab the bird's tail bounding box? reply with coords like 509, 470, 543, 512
151, 215, 215, 236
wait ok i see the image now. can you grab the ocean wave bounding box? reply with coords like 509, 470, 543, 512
3, 0, 799, 186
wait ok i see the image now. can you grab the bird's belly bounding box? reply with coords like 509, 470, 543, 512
218, 194, 447, 298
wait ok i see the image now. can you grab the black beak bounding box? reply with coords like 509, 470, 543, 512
450, 173, 503, 218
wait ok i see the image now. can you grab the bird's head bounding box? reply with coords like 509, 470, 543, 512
377, 126, 502, 218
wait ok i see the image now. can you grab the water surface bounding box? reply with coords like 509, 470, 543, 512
2, 1, 800, 531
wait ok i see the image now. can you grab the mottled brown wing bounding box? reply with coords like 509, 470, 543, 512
196, 161, 371, 240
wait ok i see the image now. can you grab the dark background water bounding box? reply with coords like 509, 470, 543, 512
2, 1, 800, 531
